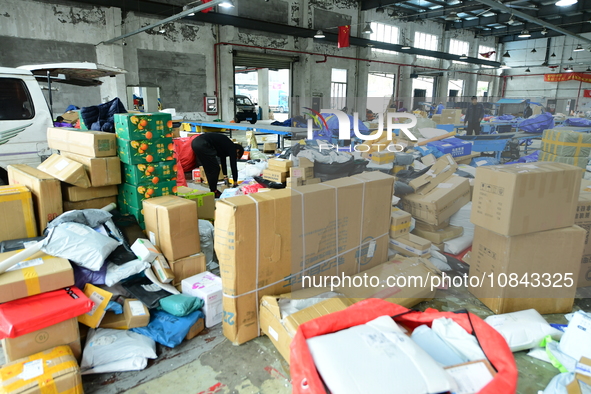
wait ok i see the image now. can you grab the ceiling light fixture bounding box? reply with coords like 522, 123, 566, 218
401, 44, 411, 50
567, 66, 574, 72
314, 30, 325, 38
531, 48, 537, 53
551, 52, 556, 57
507, 15, 515, 25
376, 6, 385, 13
541, 28, 548, 35
445, 12, 458, 21
500, 62, 510, 69
525, 67, 531, 72
459, 54, 468, 59
574, 44, 584, 52
363, 23, 373, 34
568, 56, 574, 61
219, 0, 234, 8
555, 0, 577, 6
586, 67, 591, 72
158, 25, 166, 33
503, 51, 511, 58
518, 30, 531, 38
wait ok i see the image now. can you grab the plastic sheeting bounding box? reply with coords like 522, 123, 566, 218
199, 219, 216, 267
444, 202, 474, 255
564, 117, 591, 127
131, 309, 204, 348
105, 260, 150, 287
159, 294, 204, 317
73, 263, 107, 290
519, 112, 555, 134
431, 317, 486, 361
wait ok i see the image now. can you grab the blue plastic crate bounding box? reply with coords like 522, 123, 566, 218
470, 139, 509, 153
427, 138, 472, 157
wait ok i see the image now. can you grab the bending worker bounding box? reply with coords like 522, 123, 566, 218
464, 96, 484, 136
191, 133, 244, 198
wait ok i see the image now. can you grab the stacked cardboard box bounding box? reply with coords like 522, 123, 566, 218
43, 127, 120, 210
574, 181, 591, 287
387, 207, 433, 258
176, 186, 216, 221
539, 129, 591, 170
440, 109, 463, 124
115, 113, 177, 227
263, 158, 292, 183
469, 162, 585, 314
143, 196, 204, 286
0, 185, 37, 242
285, 157, 321, 187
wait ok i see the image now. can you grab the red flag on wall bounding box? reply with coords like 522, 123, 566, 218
338, 25, 350, 48
201, 0, 213, 13
584, 89, 591, 98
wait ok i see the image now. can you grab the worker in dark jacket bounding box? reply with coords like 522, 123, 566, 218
191, 133, 245, 198
523, 102, 533, 119
464, 96, 484, 136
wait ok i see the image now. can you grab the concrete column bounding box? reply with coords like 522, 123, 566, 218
96, 8, 127, 104
257, 68, 270, 120
219, 26, 236, 121
464, 37, 480, 98
397, 25, 415, 107
144, 87, 159, 112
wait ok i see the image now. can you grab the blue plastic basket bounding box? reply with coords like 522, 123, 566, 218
470, 139, 509, 152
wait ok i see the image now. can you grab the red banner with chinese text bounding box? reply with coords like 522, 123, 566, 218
544, 73, 591, 83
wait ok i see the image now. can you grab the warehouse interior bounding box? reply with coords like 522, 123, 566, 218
2, 0, 591, 393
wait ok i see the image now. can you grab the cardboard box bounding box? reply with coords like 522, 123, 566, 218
389, 233, 432, 258
185, 318, 205, 340
47, 127, 117, 157
401, 176, 471, 226
336, 256, 440, 305
215, 171, 394, 344
62, 184, 117, 202
390, 208, 411, 238
370, 151, 396, 165
290, 167, 314, 180
441, 109, 463, 124
198, 165, 225, 184
262, 169, 287, 183
2, 318, 80, 363
123, 161, 177, 186
422, 154, 436, 166
143, 196, 201, 261
268, 158, 293, 172
538, 151, 588, 170
263, 142, 277, 152
152, 254, 175, 283
118, 181, 177, 210
171, 253, 207, 286
409, 154, 457, 195
7, 165, 62, 234
260, 289, 352, 363
117, 137, 175, 165
414, 219, 450, 232
286, 177, 303, 187
78, 284, 113, 328
182, 272, 223, 328
176, 186, 216, 221
412, 224, 464, 244
60, 152, 121, 187
576, 190, 591, 287
63, 196, 116, 211
99, 299, 150, 330
0, 185, 37, 242
431, 114, 442, 124
0, 250, 73, 303
566, 357, 591, 394
305, 178, 321, 185
468, 225, 585, 314
114, 113, 173, 140
0, 346, 83, 394
38, 154, 91, 188
131, 238, 160, 262
471, 162, 582, 236
427, 138, 472, 158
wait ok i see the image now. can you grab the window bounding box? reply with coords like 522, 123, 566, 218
0, 78, 34, 121
449, 39, 469, 64
478, 45, 496, 68
331, 69, 348, 110
477, 81, 489, 97
415, 32, 439, 60
370, 22, 399, 53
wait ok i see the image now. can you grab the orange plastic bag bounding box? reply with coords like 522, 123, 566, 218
290, 299, 517, 394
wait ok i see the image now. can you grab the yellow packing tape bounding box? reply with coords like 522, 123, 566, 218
0, 191, 36, 237
390, 222, 411, 232
543, 131, 591, 157
22, 267, 41, 296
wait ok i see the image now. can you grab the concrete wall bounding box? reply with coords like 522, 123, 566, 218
502, 33, 591, 113
2, 0, 502, 120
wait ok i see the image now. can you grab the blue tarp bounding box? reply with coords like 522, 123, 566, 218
505, 149, 540, 165
519, 112, 554, 134
495, 98, 542, 106
565, 118, 591, 127
496, 114, 516, 121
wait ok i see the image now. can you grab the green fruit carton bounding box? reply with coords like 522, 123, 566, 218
123, 161, 178, 186
117, 137, 174, 165
118, 181, 178, 210
115, 113, 173, 140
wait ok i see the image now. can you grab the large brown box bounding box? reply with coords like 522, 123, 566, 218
468, 225, 585, 314
62, 185, 118, 202
60, 151, 121, 187
171, 253, 207, 286
7, 165, 61, 234
471, 162, 581, 236
143, 196, 201, 262
576, 188, 591, 287
47, 127, 117, 157
215, 171, 394, 345
2, 318, 81, 363
63, 196, 117, 211
37, 154, 91, 188
0, 185, 37, 242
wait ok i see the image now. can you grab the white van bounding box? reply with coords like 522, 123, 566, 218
0, 63, 125, 184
